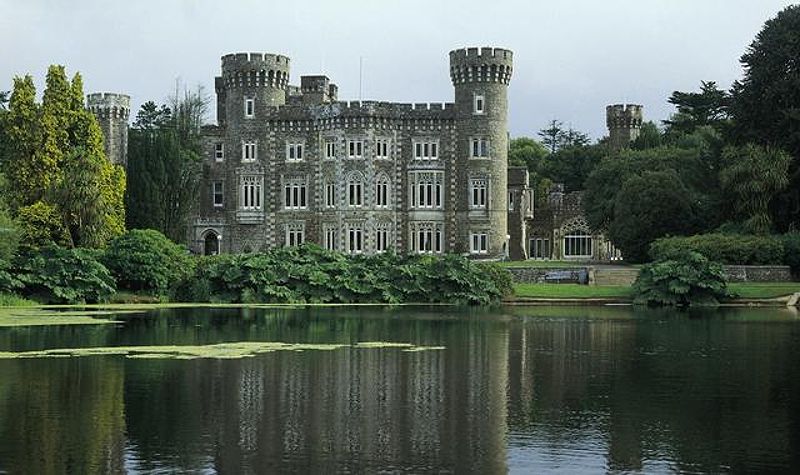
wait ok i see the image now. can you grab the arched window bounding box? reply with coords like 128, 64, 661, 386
348, 172, 364, 207
203, 230, 220, 256
563, 229, 593, 258
375, 174, 390, 208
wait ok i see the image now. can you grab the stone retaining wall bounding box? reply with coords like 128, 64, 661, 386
722, 265, 793, 282
507, 267, 588, 284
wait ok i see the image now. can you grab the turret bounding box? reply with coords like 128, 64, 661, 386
606, 104, 643, 150
450, 47, 513, 258
87, 92, 130, 167
216, 52, 290, 126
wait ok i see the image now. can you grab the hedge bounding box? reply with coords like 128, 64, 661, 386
649, 233, 784, 265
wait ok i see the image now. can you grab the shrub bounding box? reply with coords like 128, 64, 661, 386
103, 229, 192, 294
12, 245, 116, 304
0, 292, 36, 307
781, 231, 800, 277
650, 233, 784, 265
633, 251, 733, 307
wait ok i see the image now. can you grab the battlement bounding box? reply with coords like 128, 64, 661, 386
220, 52, 290, 90
449, 47, 513, 85
606, 104, 644, 128
87, 92, 130, 109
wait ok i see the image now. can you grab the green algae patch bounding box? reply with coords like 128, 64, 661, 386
0, 341, 445, 360
0, 308, 132, 327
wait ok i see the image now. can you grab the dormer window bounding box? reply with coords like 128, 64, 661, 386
244, 98, 254, 118
474, 94, 485, 115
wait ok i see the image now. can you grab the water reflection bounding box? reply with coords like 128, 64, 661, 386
0, 306, 799, 473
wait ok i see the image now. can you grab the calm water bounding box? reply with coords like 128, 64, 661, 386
1, 305, 800, 474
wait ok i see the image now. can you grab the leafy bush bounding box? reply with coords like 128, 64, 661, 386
0, 292, 36, 307
633, 251, 733, 307
172, 244, 512, 305
103, 229, 192, 294
11, 245, 116, 304
781, 231, 800, 276
650, 233, 784, 265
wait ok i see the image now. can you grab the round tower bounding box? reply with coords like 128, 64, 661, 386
606, 104, 643, 151
87, 92, 131, 167
450, 47, 513, 258
217, 52, 290, 127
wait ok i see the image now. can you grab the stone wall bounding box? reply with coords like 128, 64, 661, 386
723, 265, 793, 282
507, 267, 588, 284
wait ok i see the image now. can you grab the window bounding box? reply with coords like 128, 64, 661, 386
325, 182, 336, 208
347, 224, 363, 254
508, 191, 516, 211
212, 181, 224, 207
214, 143, 224, 161
471, 138, 489, 158
347, 140, 363, 159
242, 141, 257, 162
563, 229, 593, 258
413, 140, 439, 160
285, 223, 305, 247
470, 178, 487, 209
375, 175, 390, 208
470, 232, 488, 254
325, 140, 336, 159
348, 174, 364, 207
410, 222, 443, 254
474, 94, 485, 114
240, 176, 262, 210
375, 139, 390, 159
324, 226, 337, 251
287, 142, 304, 162
530, 238, 551, 259
409, 171, 443, 209
244, 98, 254, 118
375, 225, 390, 253
284, 180, 307, 209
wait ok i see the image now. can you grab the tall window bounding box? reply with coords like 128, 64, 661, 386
214, 143, 224, 161
286, 142, 304, 162
285, 223, 305, 247
409, 171, 443, 209
242, 141, 257, 162
325, 140, 336, 159
471, 138, 489, 158
348, 140, 363, 159
375, 175, 390, 208
375, 225, 390, 253
413, 140, 439, 160
470, 178, 487, 209
240, 176, 262, 210
470, 232, 488, 255
348, 174, 364, 207
244, 98, 254, 118
508, 191, 516, 211
284, 180, 307, 209
212, 181, 224, 207
375, 139, 390, 159
324, 226, 337, 251
410, 222, 443, 254
325, 182, 336, 208
347, 224, 363, 254
563, 229, 593, 258
530, 238, 551, 260
474, 94, 485, 114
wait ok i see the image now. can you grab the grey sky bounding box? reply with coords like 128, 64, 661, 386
1, 0, 795, 139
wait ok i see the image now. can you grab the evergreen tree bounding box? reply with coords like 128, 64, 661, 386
1, 75, 42, 208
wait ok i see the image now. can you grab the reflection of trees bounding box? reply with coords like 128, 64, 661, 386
505, 306, 800, 472
0, 358, 126, 474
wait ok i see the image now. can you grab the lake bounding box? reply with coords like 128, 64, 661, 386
1, 305, 799, 474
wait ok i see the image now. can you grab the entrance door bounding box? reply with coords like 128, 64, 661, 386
204, 232, 219, 255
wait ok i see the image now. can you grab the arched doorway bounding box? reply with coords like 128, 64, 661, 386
204, 231, 220, 256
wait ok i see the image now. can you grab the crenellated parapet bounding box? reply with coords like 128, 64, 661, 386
87, 92, 131, 120
449, 47, 513, 85
606, 104, 643, 129
220, 52, 290, 90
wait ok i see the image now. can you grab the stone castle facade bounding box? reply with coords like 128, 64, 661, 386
189, 47, 519, 257
87, 93, 130, 167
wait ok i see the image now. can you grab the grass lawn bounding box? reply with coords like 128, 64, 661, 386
512, 283, 634, 299
728, 283, 800, 299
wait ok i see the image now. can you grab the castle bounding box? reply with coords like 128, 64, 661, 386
88, 47, 644, 261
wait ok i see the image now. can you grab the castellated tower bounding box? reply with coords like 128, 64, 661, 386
215, 53, 290, 127
87, 93, 130, 166
606, 104, 643, 151
450, 47, 513, 258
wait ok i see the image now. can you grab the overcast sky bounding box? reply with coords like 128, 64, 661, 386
1, 0, 795, 139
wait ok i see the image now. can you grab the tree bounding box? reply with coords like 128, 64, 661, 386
542, 144, 606, 192
126, 85, 208, 242
632, 121, 663, 150
609, 170, 697, 262
538, 120, 591, 153
1, 75, 43, 208
729, 5, 800, 230
509, 137, 548, 170
664, 81, 730, 136
719, 144, 790, 235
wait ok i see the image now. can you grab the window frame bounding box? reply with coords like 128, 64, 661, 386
212, 181, 224, 208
